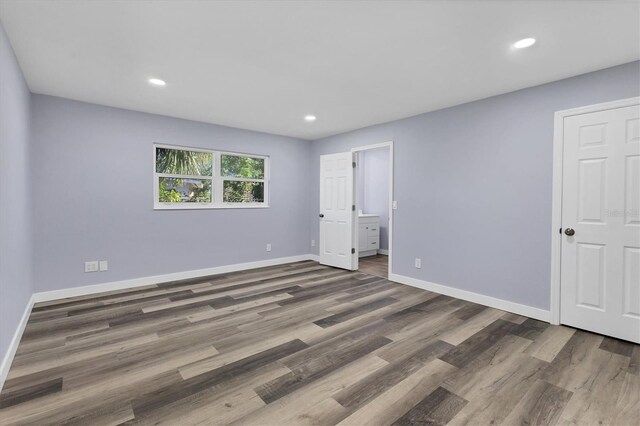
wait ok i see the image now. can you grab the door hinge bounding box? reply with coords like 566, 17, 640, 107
352, 162, 356, 168
352, 205, 355, 211
351, 248, 355, 254
559, 227, 562, 234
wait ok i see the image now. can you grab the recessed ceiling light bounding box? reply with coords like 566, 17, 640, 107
513, 38, 536, 49
304, 115, 317, 122
148, 78, 166, 86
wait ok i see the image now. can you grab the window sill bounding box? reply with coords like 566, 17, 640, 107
154, 204, 270, 210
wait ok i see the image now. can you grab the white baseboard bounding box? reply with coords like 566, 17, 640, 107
0, 294, 34, 392
33, 254, 316, 303
389, 273, 550, 322
308, 254, 319, 262
377, 249, 389, 255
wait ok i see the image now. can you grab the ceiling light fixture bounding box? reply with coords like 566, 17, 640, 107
513, 38, 536, 49
304, 115, 317, 122
148, 78, 166, 86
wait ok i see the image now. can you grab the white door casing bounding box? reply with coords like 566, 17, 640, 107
319, 152, 356, 270
559, 101, 640, 343
352, 141, 394, 276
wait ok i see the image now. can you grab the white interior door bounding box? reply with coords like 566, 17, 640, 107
560, 103, 640, 343
319, 152, 356, 270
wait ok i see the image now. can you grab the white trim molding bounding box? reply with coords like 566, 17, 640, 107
390, 273, 550, 322
33, 254, 315, 303
550, 97, 640, 325
0, 295, 34, 392
377, 249, 389, 256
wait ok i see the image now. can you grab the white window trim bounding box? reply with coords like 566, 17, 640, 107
153, 143, 270, 210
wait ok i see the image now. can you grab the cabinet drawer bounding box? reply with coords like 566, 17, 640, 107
367, 227, 379, 237
367, 236, 379, 249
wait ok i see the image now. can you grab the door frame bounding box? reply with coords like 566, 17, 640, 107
550, 96, 640, 325
352, 141, 394, 278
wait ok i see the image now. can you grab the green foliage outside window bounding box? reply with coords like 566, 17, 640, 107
221, 155, 264, 179
158, 178, 212, 203
158, 178, 182, 203
223, 181, 264, 203
156, 147, 213, 176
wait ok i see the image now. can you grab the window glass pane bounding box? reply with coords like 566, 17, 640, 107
156, 147, 213, 176
221, 155, 265, 179
223, 181, 265, 203
159, 177, 212, 203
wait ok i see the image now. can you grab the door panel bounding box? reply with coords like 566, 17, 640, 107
577, 158, 607, 223
319, 152, 355, 270
625, 155, 640, 226
623, 246, 640, 318
575, 243, 605, 310
561, 103, 640, 343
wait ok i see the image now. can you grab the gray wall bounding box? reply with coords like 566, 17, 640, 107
0, 23, 33, 362
310, 61, 640, 311
30, 95, 312, 292
357, 148, 390, 250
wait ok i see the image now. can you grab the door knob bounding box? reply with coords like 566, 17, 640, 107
319, 213, 324, 218
564, 228, 575, 236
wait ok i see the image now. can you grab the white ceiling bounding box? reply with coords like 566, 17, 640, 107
1, 1, 638, 140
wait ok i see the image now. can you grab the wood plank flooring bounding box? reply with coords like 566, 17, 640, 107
358, 254, 388, 278
0, 260, 638, 425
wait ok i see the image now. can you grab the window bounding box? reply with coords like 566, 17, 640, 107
221, 154, 265, 203
154, 144, 269, 209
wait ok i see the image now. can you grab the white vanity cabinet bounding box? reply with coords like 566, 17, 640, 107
358, 215, 380, 257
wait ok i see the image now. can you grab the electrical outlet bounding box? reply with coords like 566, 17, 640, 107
311, 239, 316, 247
99, 260, 108, 271
266, 243, 272, 252
414, 258, 422, 269
85, 261, 99, 273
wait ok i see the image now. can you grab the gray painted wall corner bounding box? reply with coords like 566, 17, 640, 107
0, 20, 34, 366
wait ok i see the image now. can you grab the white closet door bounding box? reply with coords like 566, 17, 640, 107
561, 103, 640, 343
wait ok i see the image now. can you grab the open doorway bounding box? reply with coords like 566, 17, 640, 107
353, 142, 393, 279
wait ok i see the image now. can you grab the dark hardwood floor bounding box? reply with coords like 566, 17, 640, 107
0, 260, 638, 425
